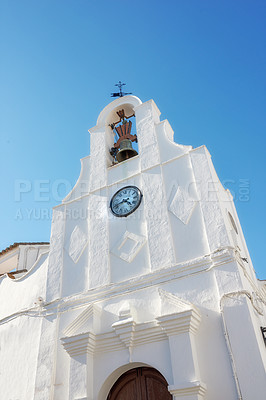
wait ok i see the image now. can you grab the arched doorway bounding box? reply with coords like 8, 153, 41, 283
107, 367, 172, 399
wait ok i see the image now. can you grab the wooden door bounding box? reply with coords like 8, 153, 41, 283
107, 367, 172, 400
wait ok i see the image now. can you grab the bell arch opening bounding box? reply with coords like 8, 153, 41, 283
108, 105, 139, 165
106, 366, 172, 400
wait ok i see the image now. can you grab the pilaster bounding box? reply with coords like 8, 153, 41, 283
88, 126, 110, 192
190, 146, 230, 251
46, 205, 66, 302
69, 354, 87, 400
87, 194, 110, 289
135, 99, 161, 171
157, 309, 206, 399
33, 315, 58, 400
142, 170, 175, 270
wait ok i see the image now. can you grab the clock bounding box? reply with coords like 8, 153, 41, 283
110, 186, 142, 217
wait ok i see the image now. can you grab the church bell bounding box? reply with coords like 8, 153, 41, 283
111, 111, 138, 163
116, 139, 138, 163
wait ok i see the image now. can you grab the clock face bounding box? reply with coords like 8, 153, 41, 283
110, 186, 142, 217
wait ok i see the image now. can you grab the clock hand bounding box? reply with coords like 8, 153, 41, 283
115, 198, 129, 206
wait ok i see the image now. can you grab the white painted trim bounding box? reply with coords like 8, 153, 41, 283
169, 381, 207, 397
157, 309, 201, 336
62, 155, 90, 203
95, 95, 142, 127
44, 247, 236, 315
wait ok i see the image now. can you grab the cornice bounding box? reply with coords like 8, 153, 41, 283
209, 246, 237, 268
168, 381, 207, 397
113, 319, 167, 349
44, 247, 238, 316
61, 332, 96, 356
61, 331, 124, 357
157, 309, 201, 336
61, 309, 200, 358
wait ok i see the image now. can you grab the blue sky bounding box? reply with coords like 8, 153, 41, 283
1, 0, 265, 278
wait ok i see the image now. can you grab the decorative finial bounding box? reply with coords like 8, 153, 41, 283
111, 81, 132, 97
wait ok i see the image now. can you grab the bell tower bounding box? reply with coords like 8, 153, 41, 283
52, 94, 198, 296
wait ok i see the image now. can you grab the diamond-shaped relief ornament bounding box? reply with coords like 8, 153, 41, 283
112, 231, 146, 263
169, 186, 196, 225
65, 225, 88, 263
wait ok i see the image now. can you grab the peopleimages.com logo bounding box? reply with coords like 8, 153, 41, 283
14, 179, 75, 202
13, 178, 250, 221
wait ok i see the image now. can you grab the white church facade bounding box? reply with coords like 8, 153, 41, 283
0, 95, 266, 399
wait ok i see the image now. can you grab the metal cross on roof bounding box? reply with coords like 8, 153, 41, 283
111, 81, 132, 97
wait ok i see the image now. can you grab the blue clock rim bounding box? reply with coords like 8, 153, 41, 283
110, 185, 143, 217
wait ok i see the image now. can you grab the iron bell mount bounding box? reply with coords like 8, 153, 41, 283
110, 109, 138, 163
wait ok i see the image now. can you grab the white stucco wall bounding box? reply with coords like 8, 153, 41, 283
1, 96, 265, 400
0, 251, 49, 399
